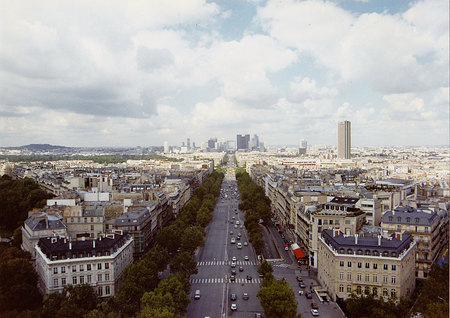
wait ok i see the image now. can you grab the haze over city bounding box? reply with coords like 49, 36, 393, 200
1, 0, 448, 147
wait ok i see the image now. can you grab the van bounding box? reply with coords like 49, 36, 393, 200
237, 243, 242, 249
195, 290, 201, 299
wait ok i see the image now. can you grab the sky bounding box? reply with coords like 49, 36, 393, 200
0, 0, 448, 148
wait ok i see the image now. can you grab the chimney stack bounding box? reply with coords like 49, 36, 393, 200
377, 235, 382, 246
93, 240, 96, 248
354, 234, 359, 245
69, 242, 72, 250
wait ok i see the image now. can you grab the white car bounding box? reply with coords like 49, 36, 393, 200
311, 309, 319, 316
244, 241, 248, 246
231, 303, 237, 311
244, 255, 249, 261
232, 256, 237, 262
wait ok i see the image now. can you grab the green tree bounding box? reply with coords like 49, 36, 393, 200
258, 260, 274, 277
180, 226, 204, 253
156, 225, 181, 254
170, 251, 198, 278
144, 245, 169, 272
257, 280, 297, 318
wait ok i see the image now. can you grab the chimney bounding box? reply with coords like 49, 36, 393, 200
354, 234, 359, 245
93, 240, 96, 248
377, 235, 381, 246
392, 208, 395, 216
69, 242, 72, 250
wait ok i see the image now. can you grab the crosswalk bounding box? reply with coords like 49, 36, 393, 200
190, 277, 263, 284
197, 260, 258, 266
273, 263, 290, 268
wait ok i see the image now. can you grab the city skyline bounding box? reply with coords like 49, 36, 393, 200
1, 0, 448, 148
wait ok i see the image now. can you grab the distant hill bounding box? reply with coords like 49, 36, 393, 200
8, 144, 71, 151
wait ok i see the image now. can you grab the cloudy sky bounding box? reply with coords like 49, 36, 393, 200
0, 0, 448, 148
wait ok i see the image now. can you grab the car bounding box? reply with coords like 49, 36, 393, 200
299, 282, 306, 288
244, 241, 248, 246
231, 303, 237, 311
305, 292, 312, 299
311, 302, 318, 309
296, 276, 303, 282
231, 238, 236, 244
246, 275, 252, 280
236, 236, 240, 240
239, 266, 244, 272
234, 224, 238, 228
229, 231, 233, 235
194, 289, 201, 299
285, 246, 289, 251
311, 309, 319, 316
243, 293, 249, 300
231, 269, 236, 275
232, 256, 237, 262
240, 225, 243, 228
230, 275, 235, 282
231, 262, 236, 268
255, 313, 262, 318
238, 233, 242, 237
232, 216, 235, 219
237, 242, 242, 249
244, 255, 249, 261
230, 293, 237, 301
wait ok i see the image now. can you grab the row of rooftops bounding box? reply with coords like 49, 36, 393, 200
381, 206, 443, 226
321, 229, 415, 258
37, 232, 132, 260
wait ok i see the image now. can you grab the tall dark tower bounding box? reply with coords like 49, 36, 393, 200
338, 121, 351, 159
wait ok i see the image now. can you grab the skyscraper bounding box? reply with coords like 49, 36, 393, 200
236, 134, 250, 150
337, 120, 351, 159
163, 141, 169, 153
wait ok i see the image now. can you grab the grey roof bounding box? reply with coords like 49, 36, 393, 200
381, 206, 439, 226
25, 213, 66, 231
321, 229, 414, 257
330, 197, 359, 205
38, 233, 131, 260
114, 207, 150, 226
376, 178, 412, 185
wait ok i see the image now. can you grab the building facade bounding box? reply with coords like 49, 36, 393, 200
318, 229, 416, 302
35, 232, 133, 297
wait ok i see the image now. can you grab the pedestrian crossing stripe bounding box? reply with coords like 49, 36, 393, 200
189, 278, 263, 284
196, 261, 257, 266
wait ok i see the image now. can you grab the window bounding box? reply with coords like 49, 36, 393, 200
391, 289, 396, 298
357, 262, 362, 268
340, 272, 344, 280
73, 277, 77, 285
365, 286, 370, 295
373, 275, 377, 283
383, 264, 388, 270
373, 263, 378, 269
383, 288, 388, 297
98, 274, 102, 282
87, 264, 91, 271
406, 217, 410, 223
87, 275, 92, 283
91, 225, 94, 231
345, 220, 351, 224
365, 274, 370, 282
61, 278, 66, 286
53, 267, 58, 274
339, 284, 344, 292
373, 287, 378, 296
340, 261, 344, 267
105, 285, 110, 295
84, 217, 87, 223
80, 276, 84, 284
392, 265, 396, 271
397, 217, 401, 222
356, 286, 361, 294
365, 263, 370, 269
424, 227, 429, 233
80, 264, 84, 272
415, 218, 419, 223
383, 275, 388, 283
347, 285, 352, 293
53, 278, 58, 287
97, 287, 103, 296
105, 273, 110, 281
97, 263, 102, 270
105, 263, 109, 269
347, 272, 352, 280
329, 220, 333, 225
348, 261, 352, 267
318, 219, 322, 225
61, 266, 66, 273
388, 216, 393, 221
72, 265, 77, 272
391, 276, 396, 284
357, 273, 362, 281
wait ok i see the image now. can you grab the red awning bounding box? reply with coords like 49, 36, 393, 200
293, 248, 306, 259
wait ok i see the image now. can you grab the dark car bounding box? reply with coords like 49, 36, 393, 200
296, 276, 303, 282
305, 292, 312, 299
230, 293, 237, 301
311, 302, 318, 309
246, 275, 252, 281
255, 314, 262, 318
239, 266, 244, 272
230, 275, 235, 282
231, 269, 236, 275
299, 282, 306, 288
243, 293, 249, 300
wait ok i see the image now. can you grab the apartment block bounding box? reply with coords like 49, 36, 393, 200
35, 232, 133, 297
381, 206, 448, 278
318, 229, 416, 302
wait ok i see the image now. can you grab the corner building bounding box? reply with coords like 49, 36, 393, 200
35, 232, 133, 297
318, 229, 416, 302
